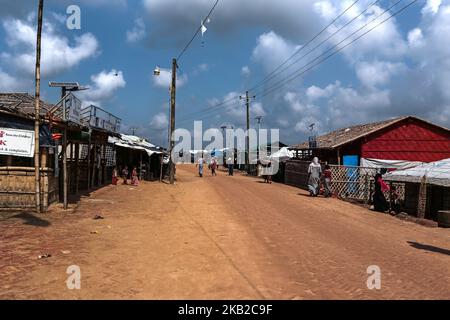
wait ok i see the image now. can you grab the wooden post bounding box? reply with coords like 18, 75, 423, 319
159, 154, 163, 182
69, 142, 74, 194
140, 152, 143, 181
337, 148, 341, 166
75, 143, 80, 194
41, 148, 48, 211
63, 128, 68, 210
417, 174, 427, 219
102, 144, 106, 184
87, 135, 92, 190
34, 0, 44, 214
91, 143, 97, 187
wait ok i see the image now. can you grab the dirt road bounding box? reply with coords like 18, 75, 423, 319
1, 165, 449, 299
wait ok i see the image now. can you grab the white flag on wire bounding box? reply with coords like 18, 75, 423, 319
201, 20, 207, 37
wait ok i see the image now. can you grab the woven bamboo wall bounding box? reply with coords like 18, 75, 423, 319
0, 167, 58, 209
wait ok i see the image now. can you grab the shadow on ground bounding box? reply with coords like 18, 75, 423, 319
408, 241, 450, 256
9, 212, 51, 227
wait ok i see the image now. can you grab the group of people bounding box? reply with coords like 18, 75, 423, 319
373, 173, 401, 214
307, 157, 333, 197
307, 156, 401, 214
196, 156, 220, 177
112, 165, 140, 186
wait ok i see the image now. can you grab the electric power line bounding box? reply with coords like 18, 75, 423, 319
174, 0, 417, 128
176, 0, 380, 125
177, 0, 220, 61
256, 0, 410, 100
249, 0, 383, 93
249, 0, 363, 92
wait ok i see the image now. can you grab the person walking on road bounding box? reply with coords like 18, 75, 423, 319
308, 157, 322, 196
227, 156, 234, 176
323, 164, 332, 197
210, 157, 218, 176
196, 156, 205, 177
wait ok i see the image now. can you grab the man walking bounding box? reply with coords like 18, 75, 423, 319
196, 155, 204, 177
227, 156, 234, 176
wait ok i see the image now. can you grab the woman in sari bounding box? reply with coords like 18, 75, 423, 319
373, 173, 389, 212
308, 157, 322, 196
131, 167, 139, 186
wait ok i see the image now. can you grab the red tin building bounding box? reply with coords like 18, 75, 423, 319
292, 116, 450, 167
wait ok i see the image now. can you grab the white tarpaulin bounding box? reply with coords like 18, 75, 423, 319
108, 134, 162, 156
0, 128, 35, 158
385, 158, 450, 187
269, 147, 294, 161
361, 158, 424, 170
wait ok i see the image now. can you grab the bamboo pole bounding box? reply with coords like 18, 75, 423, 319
34, 0, 44, 213
75, 143, 80, 194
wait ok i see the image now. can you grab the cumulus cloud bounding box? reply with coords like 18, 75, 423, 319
252, 31, 301, 73
78, 70, 126, 107
355, 61, 406, 88
150, 112, 169, 130
1, 15, 99, 77
152, 68, 188, 89
0, 68, 29, 92
241, 66, 251, 76
126, 18, 147, 43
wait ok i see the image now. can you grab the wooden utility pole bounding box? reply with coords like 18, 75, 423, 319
240, 91, 255, 174
34, 0, 44, 213
169, 58, 177, 184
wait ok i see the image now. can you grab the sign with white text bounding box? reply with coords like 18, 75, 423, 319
0, 128, 35, 158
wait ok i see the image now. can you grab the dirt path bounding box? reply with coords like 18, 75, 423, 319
1, 165, 449, 299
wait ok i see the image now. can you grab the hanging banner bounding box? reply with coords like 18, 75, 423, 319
0, 128, 35, 158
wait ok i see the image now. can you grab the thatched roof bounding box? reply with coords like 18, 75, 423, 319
0, 93, 54, 119
292, 116, 450, 150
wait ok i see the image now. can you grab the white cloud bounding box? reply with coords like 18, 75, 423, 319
126, 18, 146, 43
1, 16, 99, 77
150, 112, 169, 130
78, 69, 126, 107
152, 68, 188, 89
408, 28, 424, 48
241, 66, 251, 76
355, 61, 406, 88
252, 31, 301, 72
0, 68, 29, 92
422, 0, 442, 16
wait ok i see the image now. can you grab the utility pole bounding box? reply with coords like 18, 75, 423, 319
34, 0, 44, 213
240, 91, 255, 174
169, 58, 177, 184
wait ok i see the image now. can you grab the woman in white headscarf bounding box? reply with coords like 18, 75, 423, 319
308, 157, 322, 196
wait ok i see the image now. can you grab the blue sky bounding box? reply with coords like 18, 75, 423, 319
1, 0, 449, 147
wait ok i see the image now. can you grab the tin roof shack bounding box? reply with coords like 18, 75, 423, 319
109, 134, 164, 181
291, 116, 450, 168
79, 104, 122, 190
385, 159, 450, 221
0, 93, 60, 210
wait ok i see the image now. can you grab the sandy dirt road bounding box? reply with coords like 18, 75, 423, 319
1, 165, 449, 299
